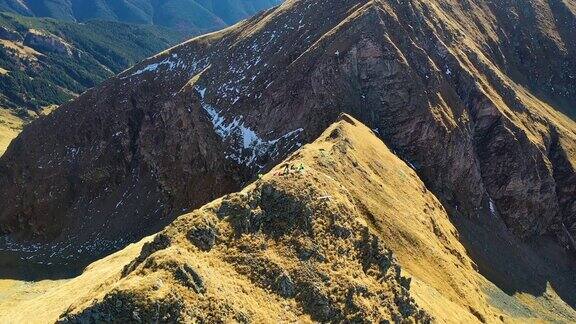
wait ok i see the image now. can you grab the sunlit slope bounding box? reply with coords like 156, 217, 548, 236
3, 115, 567, 322
0, 108, 21, 155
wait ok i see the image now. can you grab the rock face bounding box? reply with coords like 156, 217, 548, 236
0, 0, 575, 265
23, 29, 74, 56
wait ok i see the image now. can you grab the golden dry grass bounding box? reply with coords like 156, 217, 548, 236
0, 116, 574, 323
0, 108, 23, 156
0, 39, 41, 60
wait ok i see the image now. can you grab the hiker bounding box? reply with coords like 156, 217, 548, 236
298, 163, 305, 172
283, 164, 290, 175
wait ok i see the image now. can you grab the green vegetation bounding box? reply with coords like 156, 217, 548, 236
0, 0, 281, 35
0, 12, 183, 116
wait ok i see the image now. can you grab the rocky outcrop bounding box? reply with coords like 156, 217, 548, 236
0, 0, 574, 265
23, 29, 74, 56
0, 26, 22, 41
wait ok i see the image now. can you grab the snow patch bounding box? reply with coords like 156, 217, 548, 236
198, 87, 206, 99
130, 57, 177, 77
198, 86, 303, 168
123, 53, 209, 80
489, 197, 497, 216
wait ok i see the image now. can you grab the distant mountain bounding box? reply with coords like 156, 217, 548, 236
0, 0, 282, 34
0, 12, 182, 153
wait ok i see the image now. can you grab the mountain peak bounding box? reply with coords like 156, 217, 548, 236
3, 116, 570, 322
0, 0, 575, 322
0, 0, 575, 280
51, 116, 463, 322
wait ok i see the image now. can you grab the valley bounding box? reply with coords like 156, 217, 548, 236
0, 0, 283, 35
0, 12, 184, 155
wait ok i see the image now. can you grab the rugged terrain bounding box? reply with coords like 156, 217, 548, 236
0, 107, 21, 154
2, 116, 574, 322
1, 0, 574, 270
0, 0, 282, 35
0, 12, 183, 155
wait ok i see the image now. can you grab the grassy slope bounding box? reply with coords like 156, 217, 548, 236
1, 116, 573, 322
0, 237, 151, 323
0, 107, 22, 154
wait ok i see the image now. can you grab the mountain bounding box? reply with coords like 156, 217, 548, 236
1, 115, 574, 322
0, 0, 575, 298
0, 12, 183, 154
0, 0, 283, 35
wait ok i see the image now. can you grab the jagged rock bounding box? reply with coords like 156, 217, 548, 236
187, 225, 217, 251
274, 272, 295, 298
122, 233, 171, 276
173, 264, 205, 293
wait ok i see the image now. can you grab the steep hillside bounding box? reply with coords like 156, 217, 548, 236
1, 116, 574, 322
0, 12, 182, 154
0, 0, 282, 35
0, 107, 21, 154
0, 0, 574, 275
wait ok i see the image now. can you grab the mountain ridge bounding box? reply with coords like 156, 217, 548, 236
0, 0, 575, 321
0, 0, 574, 278
1, 115, 574, 322
0, 0, 283, 35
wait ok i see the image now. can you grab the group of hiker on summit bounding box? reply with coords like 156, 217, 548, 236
281, 163, 306, 175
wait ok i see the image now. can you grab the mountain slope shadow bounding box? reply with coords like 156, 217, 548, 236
451, 208, 576, 310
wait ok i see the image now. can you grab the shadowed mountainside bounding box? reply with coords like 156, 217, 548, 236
0, 0, 574, 286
